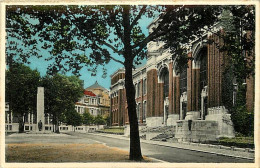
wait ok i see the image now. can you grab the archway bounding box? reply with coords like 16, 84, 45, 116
195, 46, 208, 119
159, 66, 169, 125
179, 67, 187, 120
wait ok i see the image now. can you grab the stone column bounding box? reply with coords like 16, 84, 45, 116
11, 111, 13, 123
187, 52, 193, 112
37, 87, 45, 132
48, 114, 50, 125
28, 113, 30, 124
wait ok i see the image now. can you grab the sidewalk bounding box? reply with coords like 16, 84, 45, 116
90, 132, 255, 160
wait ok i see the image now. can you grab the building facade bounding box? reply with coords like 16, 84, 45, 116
110, 18, 254, 140
75, 81, 110, 117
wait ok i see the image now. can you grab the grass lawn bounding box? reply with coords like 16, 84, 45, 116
6, 143, 151, 162
96, 127, 124, 134
210, 136, 254, 148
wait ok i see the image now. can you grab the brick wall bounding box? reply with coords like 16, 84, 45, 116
246, 75, 254, 112
147, 69, 158, 117
208, 34, 224, 108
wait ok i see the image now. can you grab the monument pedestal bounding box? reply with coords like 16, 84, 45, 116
36, 87, 45, 132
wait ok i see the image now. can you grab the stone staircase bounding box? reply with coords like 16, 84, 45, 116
140, 126, 177, 142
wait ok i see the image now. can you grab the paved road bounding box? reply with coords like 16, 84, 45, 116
6, 132, 253, 163
66, 132, 253, 163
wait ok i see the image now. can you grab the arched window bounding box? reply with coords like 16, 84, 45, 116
199, 47, 207, 90
161, 68, 169, 99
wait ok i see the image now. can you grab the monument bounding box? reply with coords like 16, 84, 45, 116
37, 87, 45, 132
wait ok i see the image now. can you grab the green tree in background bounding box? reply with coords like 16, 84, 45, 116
82, 111, 94, 125
5, 63, 40, 133
94, 114, 106, 125
64, 109, 82, 131
42, 74, 84, 133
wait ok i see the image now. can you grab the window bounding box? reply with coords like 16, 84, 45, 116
143, 79, 147, 95
161, 68, 169, 99
136, 104, 139, 121
137, 82, 141, 97
199, 48, 207, 90
180, 68, 187, 94
143, 101, 146, 122
135, 84, 137, 98
92, 99, 94, 104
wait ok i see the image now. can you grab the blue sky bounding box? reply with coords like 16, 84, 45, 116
21, 11, 157, 90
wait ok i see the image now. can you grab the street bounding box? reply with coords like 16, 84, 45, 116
65, 132, 253, 163
5, 132, 253, 163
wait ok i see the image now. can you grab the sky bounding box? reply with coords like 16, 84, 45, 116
16, 9, 158, 90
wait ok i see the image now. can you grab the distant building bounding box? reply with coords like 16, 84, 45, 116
75, 81, 110, 117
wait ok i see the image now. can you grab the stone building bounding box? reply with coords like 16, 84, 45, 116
110, 18, 254, 141
75, 81, 110, 117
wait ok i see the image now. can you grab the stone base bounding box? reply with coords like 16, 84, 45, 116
206, 106, 235, 138
146, 117, 164, 127
123, 124, 147, 137
175, 120, 219, 142
185, 111, 201, 120
166, 114, 180, 126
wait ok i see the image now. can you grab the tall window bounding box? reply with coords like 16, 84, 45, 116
136, 104, 139, 121
143, 101, 146, 122
161, 68, 169, 99
135, 84, 137, 98
143, 79, 147, 95
199, 48, 207, 90
180, 68, 187, 94
137, 82, 140, 97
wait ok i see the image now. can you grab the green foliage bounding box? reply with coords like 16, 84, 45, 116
5, 63, 41, 132
160, 6, 222, 72
96, 127, 124, 134
103, 114, 111, 126
41, 74, 84, 131
82, 111, 94, 125
222, 66, 254, 136
64, 109, 82, 127
93, 114, 106, 125
230, 105, 254, 136
160, 6, 255, 78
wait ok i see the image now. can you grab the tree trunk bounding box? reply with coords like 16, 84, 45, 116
122, 6, 143, 161
125, 64, 143, 161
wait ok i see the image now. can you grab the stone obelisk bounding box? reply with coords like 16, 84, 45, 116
37, 87, 45, 132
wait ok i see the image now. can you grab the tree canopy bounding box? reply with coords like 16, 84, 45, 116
42, 74, 84, 132
5, 63, 41, 132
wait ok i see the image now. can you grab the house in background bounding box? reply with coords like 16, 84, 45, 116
75, 81, 110, 117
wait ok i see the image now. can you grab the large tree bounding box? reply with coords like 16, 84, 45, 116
5, 63, 41, 133
6, 5, 254, 160
41, 74, 84, 133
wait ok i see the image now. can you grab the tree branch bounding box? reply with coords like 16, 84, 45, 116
109, 10, 123, 41
95, 43, 124, 65
132, 20, 168, 56
130, 6, 147, 31
98, 41, 123, 55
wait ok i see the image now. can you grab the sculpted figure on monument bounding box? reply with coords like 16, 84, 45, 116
38, 120, 43, 131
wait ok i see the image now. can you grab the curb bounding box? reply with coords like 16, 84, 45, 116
87, 132, 254, 161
